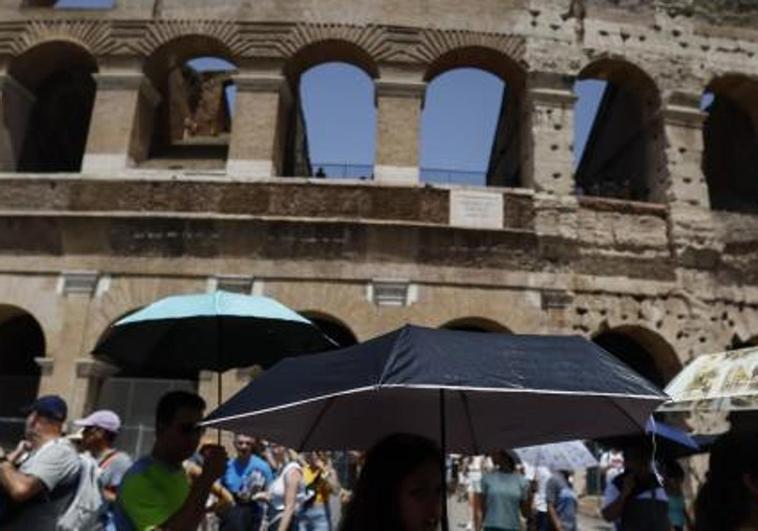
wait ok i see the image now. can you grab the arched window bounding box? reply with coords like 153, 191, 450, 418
593, 326, 680, 388
92, 308, 198, 457
440, 317, 511, 333
420, 47, 525, 187
575, 59, 664, 202
5, 41, 97, 172
702, 75, 758, 213
283, 41, 378, 179
136, 38, 237, 170
0, 305, 45, 448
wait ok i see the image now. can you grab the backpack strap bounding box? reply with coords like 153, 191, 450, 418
98, 449, 119, 469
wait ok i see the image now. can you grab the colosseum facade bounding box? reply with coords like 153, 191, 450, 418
0, 0, 757, 453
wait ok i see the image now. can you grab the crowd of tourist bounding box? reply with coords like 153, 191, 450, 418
1, 391, 757, 531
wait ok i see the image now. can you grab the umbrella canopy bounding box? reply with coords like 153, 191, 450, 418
93, 290, 335, 373
203, 325, 668, 452
514, 441, 598, 471
597, 418, 699, 459
661, 345, 758, 412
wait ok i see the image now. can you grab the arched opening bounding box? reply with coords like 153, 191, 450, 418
440, 317, 511, 333
702, 75, 758, 214
0, 305, 45, 448
23, 0, 115, 8
420, 47, 525, 187
136, 37, 237, 171
592, 326, 680, 388
575, 59, 664, 202
5, 41, 97, 172
283, 41, 378, 179
92, 308, 198, 456
299, 311, 358, 348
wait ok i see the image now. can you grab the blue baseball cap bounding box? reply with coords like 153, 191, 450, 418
22, 395, 68, 422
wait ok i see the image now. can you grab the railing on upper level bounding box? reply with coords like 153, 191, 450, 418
308, 163, 489, 185
420, 168, 487, 186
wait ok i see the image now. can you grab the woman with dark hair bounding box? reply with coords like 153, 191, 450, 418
338, 433, 443, 531
695, 431, 758, 531
475, 449, 533, 531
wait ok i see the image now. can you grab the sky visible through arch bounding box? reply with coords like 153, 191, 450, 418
58, 0, 609, 182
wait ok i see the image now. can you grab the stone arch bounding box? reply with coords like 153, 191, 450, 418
592, 324, 681, 388
3, 39, 98, 172
702, 74, 758, 214
440, 316, 512, 333
299, 310, 358, 348
135, 35, 238, 170
0, 304, 46, 447
421, 46, 526, 187
281, 39, 379, 178
91, 304, 198, 457
575, 57, 665, 202
284, 39, 379, 83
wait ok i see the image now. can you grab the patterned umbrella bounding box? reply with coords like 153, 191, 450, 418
661, 345, 758, 411
515, 441, 598, 471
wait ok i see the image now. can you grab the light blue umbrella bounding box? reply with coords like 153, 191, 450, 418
94, 290, 334, 375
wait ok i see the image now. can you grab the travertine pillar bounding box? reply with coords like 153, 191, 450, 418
0, 74, 35, 172
524, 74, 576, 196
227, 73, 290, 178
374, 79, 425, 184
661, 91, 709, 208
82, 72, 161, 173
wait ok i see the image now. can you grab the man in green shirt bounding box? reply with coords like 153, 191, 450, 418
116, 391, 227, 530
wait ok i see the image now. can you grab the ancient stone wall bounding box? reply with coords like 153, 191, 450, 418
0, 0, 756, 450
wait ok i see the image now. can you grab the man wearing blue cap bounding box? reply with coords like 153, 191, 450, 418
0, 394, 81, 530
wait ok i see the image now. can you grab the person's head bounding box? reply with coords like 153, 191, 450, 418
153, 390, 206, 464
234, 433, 256, 460
22, 395, 68, 444
490, 449, 517, 472
75, 409, 121, 453
662, 459, 685, 490
621, 440, 654, 476
695, 431, 758, 531
340, 433, 443, 531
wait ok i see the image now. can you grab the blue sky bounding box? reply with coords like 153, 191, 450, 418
187, 59, 608, 181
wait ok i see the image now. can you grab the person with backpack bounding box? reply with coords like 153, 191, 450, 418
76, 410, 133, 530
0, 395, 81, 530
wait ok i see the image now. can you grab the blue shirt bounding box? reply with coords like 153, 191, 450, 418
221, 455, 273, 498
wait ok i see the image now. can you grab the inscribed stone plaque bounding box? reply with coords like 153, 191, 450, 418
449, 190, 504, 229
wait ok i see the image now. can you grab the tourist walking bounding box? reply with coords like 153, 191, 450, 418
267, 444, 306, 531
75, 409, 133, 530
220, 434, 273, 531
695, 431, 758, 531
300, 451, 340, 531
601, 441, 669, 531
0, 395, 81, 530
545, 470, 577, 531
475, 449, 534, 531
115, 390, 227, 530
338, 433, 442, 531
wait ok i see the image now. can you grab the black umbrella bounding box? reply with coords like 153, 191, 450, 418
203, 325, 668, 529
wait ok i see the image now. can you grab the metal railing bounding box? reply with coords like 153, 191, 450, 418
309, 163, 374, 180
420, 168, 487, 186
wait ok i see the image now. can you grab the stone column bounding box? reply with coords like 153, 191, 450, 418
523, 73, 576, 196
660, 91, 709, 208
374, 79, 425, 184
227, 73, 290, 178
82, 72, 161, 173
0, 74, 35, 172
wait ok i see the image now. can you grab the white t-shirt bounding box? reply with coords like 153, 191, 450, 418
268, 461, 306, 512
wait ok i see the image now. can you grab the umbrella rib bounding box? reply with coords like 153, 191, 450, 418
297, 396, 336, 452
607, 396, 649, 435
459, 390, 479, 455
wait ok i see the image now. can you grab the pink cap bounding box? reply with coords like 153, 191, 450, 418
74, 410, 122, 433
